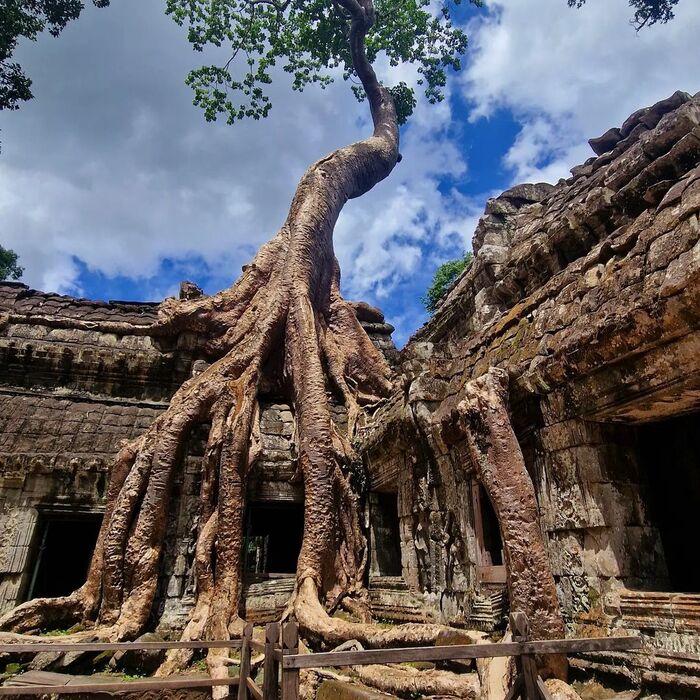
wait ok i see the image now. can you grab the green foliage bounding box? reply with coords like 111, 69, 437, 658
167, 0, 481, 125
0, 245, 23, 280
422, 251, 472, 314
568, 0, 680, 29
0, 1, 109, 112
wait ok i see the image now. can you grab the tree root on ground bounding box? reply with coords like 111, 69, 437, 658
293, 578, 473, 649
354, 663, 480, 698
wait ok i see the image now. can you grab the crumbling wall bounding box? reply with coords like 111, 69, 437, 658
0, 285, 186, 613
361, 91, 700, 688
0, 283, 396, 628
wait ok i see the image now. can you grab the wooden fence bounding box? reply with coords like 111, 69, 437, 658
0, 614, 642, 700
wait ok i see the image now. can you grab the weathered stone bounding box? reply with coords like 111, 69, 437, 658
589, 127, 622, 156
110, 632, 167, 675
359, 92, 700, 696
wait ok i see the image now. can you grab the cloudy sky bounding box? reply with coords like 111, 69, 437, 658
1, 0, 699, 345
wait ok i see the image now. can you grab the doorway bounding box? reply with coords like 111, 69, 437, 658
243, 502, 304, 576
637, 412, 700, 592
26, 512, 102, 600
370, 492, 403, 577
473, 481, 505, 583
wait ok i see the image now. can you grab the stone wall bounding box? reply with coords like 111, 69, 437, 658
0, 285, 186, 614
361, 91, 700, 689
0, 282, 396, 628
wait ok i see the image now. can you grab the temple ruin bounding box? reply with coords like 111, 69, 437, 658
1, 89, 699, 696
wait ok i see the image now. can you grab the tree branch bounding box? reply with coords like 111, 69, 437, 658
335, 0, 397, 142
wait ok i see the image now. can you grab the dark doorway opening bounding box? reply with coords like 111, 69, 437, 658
244, 501, 304, 576
473, 481, 505, 583
370, 493, 402, 577
27, 512, 102, 601
638, 412, 700, 592
476, 483, 503, 567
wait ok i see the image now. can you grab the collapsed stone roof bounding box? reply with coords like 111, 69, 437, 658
417, 89, 699, 347
0, 281, 158, 327
362, 90, 700, 451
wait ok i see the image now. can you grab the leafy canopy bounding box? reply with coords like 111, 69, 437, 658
166, 0, 482, 125
0, 1, 109, 112
422, 251, 472, 314
568, 0, 680, 29
0, 245, 23, 281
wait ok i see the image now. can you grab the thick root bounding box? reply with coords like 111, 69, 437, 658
456, 368, 566, 680
0, 593, 85, 635
294, 578, 471, 649
355, 664, 480, 699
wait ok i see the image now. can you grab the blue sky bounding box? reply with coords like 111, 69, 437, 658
1, 0, 699, 346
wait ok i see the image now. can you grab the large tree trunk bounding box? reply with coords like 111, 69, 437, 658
0, 0, 470, 691
456, 368, 567, 681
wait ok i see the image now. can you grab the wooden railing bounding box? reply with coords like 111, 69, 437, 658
0, 614, 642, 700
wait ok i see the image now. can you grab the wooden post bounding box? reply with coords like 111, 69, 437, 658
281, 621, 299, 700
263, 622, 280, 700
238, 623, 254, 700
511, 612, 539, 700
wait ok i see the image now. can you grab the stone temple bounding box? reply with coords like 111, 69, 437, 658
1, 90, 699, 695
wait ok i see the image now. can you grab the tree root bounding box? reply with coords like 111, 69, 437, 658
354, 664, 480, 699
0, 5, 471, 697
293, 578, 474, 649
0, 593, 85, 635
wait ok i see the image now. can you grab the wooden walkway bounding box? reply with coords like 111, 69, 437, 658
1, 670, 234, 695
0, 614, 642, 700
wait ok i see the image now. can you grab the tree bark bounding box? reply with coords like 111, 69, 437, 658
455, 368, 567, 681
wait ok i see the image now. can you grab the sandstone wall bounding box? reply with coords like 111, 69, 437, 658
361, 91, 700, 688
0, 282, 395, 629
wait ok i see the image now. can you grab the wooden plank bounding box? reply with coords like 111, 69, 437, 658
520, 655, 539, 700
477, 565, 507, 584
281, 622, 299, 700
238, 623, 254, 700
0, 676, 240, 696
280, 637, 642, 669
511, 613, 538, 700
0, 640, 243, 653
263, 622, 280, 700
4, 672, 73, 687
247, 677, 264, 700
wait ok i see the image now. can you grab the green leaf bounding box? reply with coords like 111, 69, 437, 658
165, 0, 480, 125
422, 251, 472, 314
0, 245, 23, 281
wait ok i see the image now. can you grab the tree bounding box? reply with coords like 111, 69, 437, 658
568, 0, 680, 29
0, 245, 23, 281
422, 251, 473, 314
0, 1, 109, 113
0, 0, 497, 690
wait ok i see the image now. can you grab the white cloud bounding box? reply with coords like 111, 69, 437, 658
0, 0, 475, 330
463, 0, 700, 183
7, 0, 697, 343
